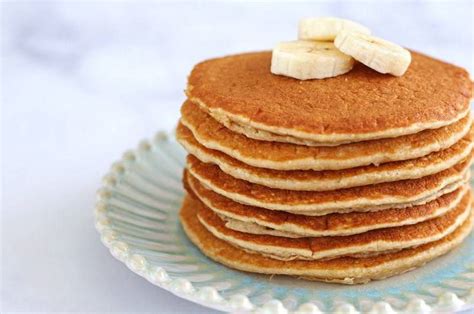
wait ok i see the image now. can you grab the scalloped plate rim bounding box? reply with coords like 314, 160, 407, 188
94, 131, 474, 314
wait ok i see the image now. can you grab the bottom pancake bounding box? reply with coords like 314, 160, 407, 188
180, 195, 474, 284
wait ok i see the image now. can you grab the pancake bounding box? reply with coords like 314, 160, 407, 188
195, 192, 471, 261
180, 195, 474, 284
186, 155, 471, 215
186, 51, 472, 145
186, 171, 469, 237
177, 123, 474, 191
180, 101, 472, 171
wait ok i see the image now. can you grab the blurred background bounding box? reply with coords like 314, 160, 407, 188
2, 1, 473, 313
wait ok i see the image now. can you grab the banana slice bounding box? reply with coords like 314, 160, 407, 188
334, 31, 412, 76
271, 40, 354, 80
298, 17, 370, 41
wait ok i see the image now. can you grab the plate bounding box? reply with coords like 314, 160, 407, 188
94, 131, 474, 313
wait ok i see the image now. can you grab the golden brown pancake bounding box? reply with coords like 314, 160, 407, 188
186, 155, 471, 215
186, 51, 472, 145
177, 123, 473, 191
186, 171, 469, 237
180, 194, 474, 284
194, 192, 471, 260
180, 101, 472, 171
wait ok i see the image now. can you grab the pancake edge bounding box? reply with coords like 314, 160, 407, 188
186, 170, 470, 236
186, 157, 470, 213
188, 93, 471, 145
180, 194, 474, 284
195, 193, 472, 261
179, 112, 472, 171
177, 123, 474, 191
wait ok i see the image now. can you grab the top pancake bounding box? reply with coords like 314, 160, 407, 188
187, 51, 472, 145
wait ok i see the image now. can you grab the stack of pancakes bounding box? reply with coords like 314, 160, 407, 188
176, 51, 473, 284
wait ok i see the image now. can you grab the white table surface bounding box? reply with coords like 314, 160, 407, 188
2, 1, 473, 313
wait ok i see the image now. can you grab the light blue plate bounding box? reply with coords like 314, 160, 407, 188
95, 132, 474, 313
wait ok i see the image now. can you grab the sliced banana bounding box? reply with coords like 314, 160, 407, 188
271, 40, 354, 80
298, 17, 370, 41
334, 31, 412, 76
